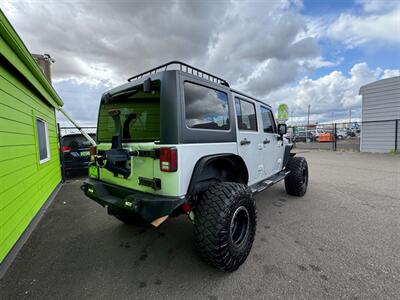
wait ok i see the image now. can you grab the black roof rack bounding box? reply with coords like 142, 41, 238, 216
127, 61, 230, 87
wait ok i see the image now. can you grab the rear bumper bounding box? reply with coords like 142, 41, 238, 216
63, 160, 90, 170
81, 178, 185, 223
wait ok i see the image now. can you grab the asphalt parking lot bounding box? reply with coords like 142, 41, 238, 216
1, 150, 399, 299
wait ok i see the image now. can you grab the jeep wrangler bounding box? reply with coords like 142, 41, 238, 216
81, 61, 309, 272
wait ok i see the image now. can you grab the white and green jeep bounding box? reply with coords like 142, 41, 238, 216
82, 61, 308, 272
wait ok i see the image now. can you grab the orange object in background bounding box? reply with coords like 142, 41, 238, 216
318, 133, 334, 142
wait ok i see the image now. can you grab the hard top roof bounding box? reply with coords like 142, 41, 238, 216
0, 10, 63, 108
126, 61, 271, 108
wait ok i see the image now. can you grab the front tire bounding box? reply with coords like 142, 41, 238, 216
193, 182, 256, 272
285, 156, 308, 197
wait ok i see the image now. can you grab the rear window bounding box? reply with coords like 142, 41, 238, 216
61, 134, 96, 148
97, 80, 161, 143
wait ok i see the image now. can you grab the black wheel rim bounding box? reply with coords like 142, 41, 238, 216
230, 206, 250, 247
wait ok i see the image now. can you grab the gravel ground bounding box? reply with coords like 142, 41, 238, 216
1, 150, 399, 299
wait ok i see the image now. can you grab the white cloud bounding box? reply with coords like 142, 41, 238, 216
300, 56, 344, 69
265, 63, 400, 123
327, 9, 400, 47
3, 0, 398, 127
2, 0, 230, 85
382, 69, 400, 79
0, 0, 330, 125
205, 2, 320, 94
305, 0, 400, 48
356, 0, 400, 13
2, 0, 320, 93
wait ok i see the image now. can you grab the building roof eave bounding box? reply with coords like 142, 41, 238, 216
0, 10, 63, 108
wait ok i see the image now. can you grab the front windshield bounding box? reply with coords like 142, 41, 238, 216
97, 80, 161, 143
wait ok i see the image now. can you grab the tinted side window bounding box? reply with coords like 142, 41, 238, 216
261, 106, 276, 133
184, 82, 230, 130
235, 98, 257, 131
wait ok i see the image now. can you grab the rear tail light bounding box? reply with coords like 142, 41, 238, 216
182, 202, 191, 214
90, 145, 97, 162
61, 146, 72, 152
159, 147, 177, 172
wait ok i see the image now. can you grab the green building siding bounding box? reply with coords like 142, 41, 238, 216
0, 10, 64, 263
0, 59, 61, 262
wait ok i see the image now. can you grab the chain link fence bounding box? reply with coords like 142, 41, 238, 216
288, 119, 399, 153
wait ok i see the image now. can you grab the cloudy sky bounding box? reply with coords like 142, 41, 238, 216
2, 0, 400, 125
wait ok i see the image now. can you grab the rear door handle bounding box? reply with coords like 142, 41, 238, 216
263, 138, 270, 144
240, 139, 251, 145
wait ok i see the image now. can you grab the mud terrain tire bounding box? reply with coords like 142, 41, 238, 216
285, 156, 308, 197
193, 182, 256, 272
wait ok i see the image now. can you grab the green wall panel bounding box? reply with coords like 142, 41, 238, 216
0, 52, 61, 263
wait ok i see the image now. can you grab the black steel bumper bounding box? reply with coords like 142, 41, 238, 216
81, 178, 185, 223
63, 160, 90, 171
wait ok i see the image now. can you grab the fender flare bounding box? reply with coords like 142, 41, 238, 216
187, 154, 249, 196
283, 144, 294, 168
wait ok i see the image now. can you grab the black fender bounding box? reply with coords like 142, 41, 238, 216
283, 144, 294, 168
187, 154, 249, 196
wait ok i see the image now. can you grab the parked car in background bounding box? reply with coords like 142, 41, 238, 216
336, 128, 348, 140
293, 130, 317, 142
61, 133, 96, 176
347, 128, 357, 137
314, 129, 325, 138
317, 132, 334, 142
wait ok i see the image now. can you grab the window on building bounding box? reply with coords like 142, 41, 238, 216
36, 118, 50, 163
260, 106, 276, 133
235, 98, 258, 131
184, 82, 230, 130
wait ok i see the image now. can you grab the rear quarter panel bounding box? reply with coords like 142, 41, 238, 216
97, 142, 238, 197
173, 142, 238, 196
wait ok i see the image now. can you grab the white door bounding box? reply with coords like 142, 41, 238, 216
234, 97, 264, 185
260, 105, 283, 176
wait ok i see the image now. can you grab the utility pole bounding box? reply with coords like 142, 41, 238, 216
306, 104, 310, 143
349, 109, 352, 124
291, 110, 294, 125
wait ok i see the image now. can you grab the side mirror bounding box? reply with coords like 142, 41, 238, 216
277, 124, 287, 136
